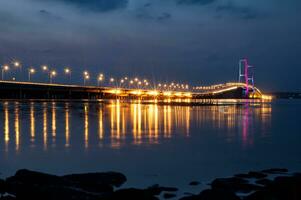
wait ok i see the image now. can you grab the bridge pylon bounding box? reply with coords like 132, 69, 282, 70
238, 58, 255, 97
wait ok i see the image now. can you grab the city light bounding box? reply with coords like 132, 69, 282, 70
64, 68, 71, 82
28, 68, 35, 81
50, 70, 57, 83
42, 65, 48, 71
64, 68, 71, 74
1, 65, 9, 80
98, 75, 104, 86
13, 61, 20, 67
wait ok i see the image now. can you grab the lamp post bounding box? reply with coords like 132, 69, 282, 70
50, 70, 56, 83
129, 80, 134, 89
83, 71, 89, 86
41, 65, 49, 82
97, 75, 104, 87
13, 61, 22, 80
84, 74, 90, 86
28, 68, 35, 82
120, 79, 125, 88
1, 65, 9, 80
64, 68, 71, 83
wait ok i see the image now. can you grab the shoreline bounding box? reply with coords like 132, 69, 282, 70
0, 168, 300, 200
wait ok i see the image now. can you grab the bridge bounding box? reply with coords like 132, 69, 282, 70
0, 58, 272, 101
0, 80, 270, 100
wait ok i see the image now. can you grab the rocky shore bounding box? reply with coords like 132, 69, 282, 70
0, 168, 300, 200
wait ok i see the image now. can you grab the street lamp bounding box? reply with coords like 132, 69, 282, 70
129, 80, 134, 88
97, 75, 103, 86
84, 75, 90, 86
28, 68, 35, 82
42, 65, 48, 71
83, 71, 89, 86
1, 65, 9, 80
12, 61, 22, 81
120, 79, 125, 88
50, 70, 57, 83
64, 68, 71, 82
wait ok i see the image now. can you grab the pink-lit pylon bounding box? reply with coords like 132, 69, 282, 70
239, 58, 254, 97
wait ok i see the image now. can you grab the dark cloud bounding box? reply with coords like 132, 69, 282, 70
51, 0, 128, 12
39, 9, 63, 20
216, 3, 260, 20
176, 0, 215, 5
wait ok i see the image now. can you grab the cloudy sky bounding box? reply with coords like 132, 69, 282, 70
0, 0, 300, 91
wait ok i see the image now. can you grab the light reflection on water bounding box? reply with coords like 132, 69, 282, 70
4, 99, 301, 191
0, 100, 273, 153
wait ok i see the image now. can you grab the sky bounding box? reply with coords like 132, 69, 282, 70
0, 0, 300, 91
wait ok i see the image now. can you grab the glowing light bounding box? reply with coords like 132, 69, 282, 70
83, 71, 89, 76
65, 103, 70, 147
107, 89, 122, 94
163, 91, 172, 96
212, 86, 238, 94
84, 104, 89, 149
42, 65, 48, 71
110, 78, 115, 82
3, 65, 9, 71
14, 61, 20, 67
64, 68, 71, 74
51, 70, 56, 76
261, 95, 273, 100
130, 90, 143, 95
147, 90, 159, 96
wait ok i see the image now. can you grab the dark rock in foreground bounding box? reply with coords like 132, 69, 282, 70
211, 177, 263, 193
180, 189, 240, 200
107, 188, 159, 200
189, 181, 200, 186
0, 168, 301, 200
234, 171, 267, 179
3, 169, 127, 200
261, 168, 288, 174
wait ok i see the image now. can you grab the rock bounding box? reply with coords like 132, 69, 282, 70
62, 172, 126, 193
235, 171, 267, 179
0, 179, 7, 195
163, 192, 176, 199
261, 168, 288, 174
5, 169, 126, 200
211, 177, 263, 193
189, 181, 200, 186
179, 189, 240, 200
6, 169, 67, 187
179, 195, 199, 200
256, 178, 273, 186
63, 172, 126, 187
244, 190, 274, 200
108, 188, 159, 200
146, 184, 178, 196
246, 174, 301, 200
0, 196, 17, 200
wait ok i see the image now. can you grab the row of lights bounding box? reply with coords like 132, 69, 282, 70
1, 61, 190, 91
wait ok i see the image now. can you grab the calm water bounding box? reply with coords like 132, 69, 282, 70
0, 100, 300, 192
